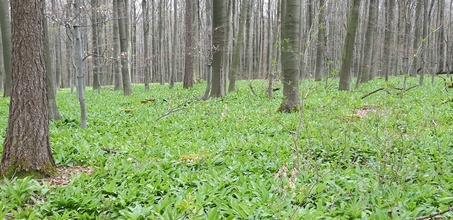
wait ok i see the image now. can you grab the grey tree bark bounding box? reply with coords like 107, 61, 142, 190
43, 7, 61, 121
338, 0, 360, 91
314, 0, 326, 81
91, 0, 101, 91
112, 0, 122, 90
1, 0, 57, 178
383, 0, 395, 81
74, 0, 87, 128
210, 0, 227, 98
357, 0, 377, 87
183, 0, 195, 89
117, 0, 132, 96
279, 0, 301, 112
0, 0, 12, 97
142, 0, 150, 90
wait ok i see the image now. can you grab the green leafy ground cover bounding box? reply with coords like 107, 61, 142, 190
1, 77, 453, 219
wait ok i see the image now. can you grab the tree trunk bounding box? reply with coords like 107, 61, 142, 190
1, 0, 57, 178
210, 0, 227, 98
229, 0, 248, 92
142, 0, 150, 90
117, 0, 132, 96
314, 0, 326, 81
74, 0, 87, 128
0, 0, 12, 97
338, 0, 360, 91
183, 0, 194, 89
113, 0, 122, 90
357, 0, 377, 86
91, 0, 100, 91
278, 0, 301, 112
383, 0, 395, 81
43, 7, 61, 121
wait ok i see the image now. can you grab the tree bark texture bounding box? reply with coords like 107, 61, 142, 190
183, 0, 194, 89
279, 0, 301, 112
210, 0, 227, 98
338, 0, 360, 91
117, 0, 132, 96
1, 0, 57, 178
0, 0, 12, 97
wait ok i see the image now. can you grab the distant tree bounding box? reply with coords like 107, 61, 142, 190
1, 0, 57, 178
0, 0, 12, 97
278, 0, 301, 112
229, 0, 248, 92
338, 0, 360, 91
142, 0, 150, 90
43, 6, 61, 121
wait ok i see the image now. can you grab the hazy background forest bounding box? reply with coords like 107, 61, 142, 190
1, 0, 452, 94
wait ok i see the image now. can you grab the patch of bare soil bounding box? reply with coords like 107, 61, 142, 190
354, 104, 387, 118
37, 166, 95, 187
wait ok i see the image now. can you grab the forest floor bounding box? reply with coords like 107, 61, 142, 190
1, 77, 453, 219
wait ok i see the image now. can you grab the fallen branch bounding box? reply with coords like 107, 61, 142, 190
361, 88, 388, 99
415, 206, 453, 220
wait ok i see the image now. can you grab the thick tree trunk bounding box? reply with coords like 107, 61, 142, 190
210, 0, 227, 98
338, 0, 360, 91
0, 0, 12, 97
1, 0, 57, 178
279, 0, 301, 112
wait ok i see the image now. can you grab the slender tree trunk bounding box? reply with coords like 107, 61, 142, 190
117, 0, 132, 96
51, 0, 62, 90
91, 0, 100, 91
113, 0, 122, 90
437, 0, 445, 71
183, 0, 195, 89
338, 0, 360, 91
143, 0, 150, 90
383, 0, 395, 81
1, 0, 57, 178
279, 0, 301, 112
169, 0, 177, 89
74, 0, 87, 128
229, 0, 248, 92
357, 0, 377, 87
0, 0, 12, 97
43, 8, 61, 121
314, 0, 327, 81
411, 0, 423, 78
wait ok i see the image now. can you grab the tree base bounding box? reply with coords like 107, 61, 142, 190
277, 103, 299, 113
2, 162, 58, 179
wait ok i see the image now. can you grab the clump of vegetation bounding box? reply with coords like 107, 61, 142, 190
0, 78, 452, 219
